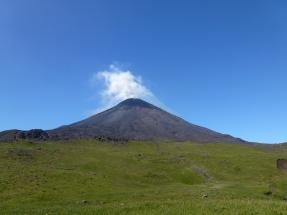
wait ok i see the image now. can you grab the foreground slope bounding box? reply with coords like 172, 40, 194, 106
1, 140, 287, 214
48, 98, 244, 143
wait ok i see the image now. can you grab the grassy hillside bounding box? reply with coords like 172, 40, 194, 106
0, 140, 287, 214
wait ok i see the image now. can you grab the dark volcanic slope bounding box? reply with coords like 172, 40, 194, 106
47, 98, 245, 143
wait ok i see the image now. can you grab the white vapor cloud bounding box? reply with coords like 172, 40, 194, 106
91, 64, 160, 113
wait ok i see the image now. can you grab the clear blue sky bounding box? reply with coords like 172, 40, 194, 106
0, 0, 286, 143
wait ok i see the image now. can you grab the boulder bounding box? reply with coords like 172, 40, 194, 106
277, 159, 287, 171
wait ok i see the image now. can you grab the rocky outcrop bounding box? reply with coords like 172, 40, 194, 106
277, 159, 287, 171
0, 129, 49, 142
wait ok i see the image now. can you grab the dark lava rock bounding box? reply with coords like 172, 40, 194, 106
277, 159, 287, 171
16, 129, 49, 140
0, 129, 20, 142
0, 129, 49, 142
264, 191, 272, 196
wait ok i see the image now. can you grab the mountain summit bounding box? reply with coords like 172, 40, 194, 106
46, 98, 244, 143
116, 98, 156, 108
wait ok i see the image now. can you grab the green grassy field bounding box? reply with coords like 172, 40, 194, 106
1, 140, 287, 214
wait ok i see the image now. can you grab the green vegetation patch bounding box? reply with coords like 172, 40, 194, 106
0, 140, 287, 214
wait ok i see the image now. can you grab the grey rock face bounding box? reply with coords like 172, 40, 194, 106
277, 159, 287, 171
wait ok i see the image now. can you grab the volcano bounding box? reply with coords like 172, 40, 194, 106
47, 98, 244, 143
0, 98, 245, 143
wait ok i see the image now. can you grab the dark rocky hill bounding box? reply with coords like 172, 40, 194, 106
0, 98, 245, 143
0, 129, 49, 142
